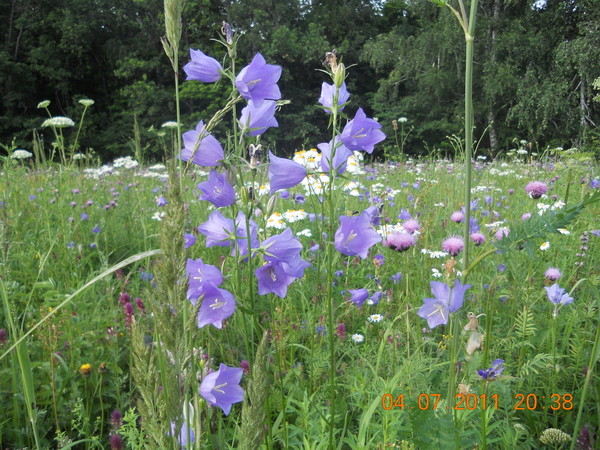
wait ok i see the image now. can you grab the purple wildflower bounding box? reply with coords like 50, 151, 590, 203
318, 82, 350, 114
198, 211, 234, 248
186, 258, 224, 300
348, 288, 369, 307
442, 236, 464, 257
340, 107, 386, 153
235, 53, 281, 106
544, 268, 562, 281
403, 218, 420, 234
184, 49, 222, 82
494, 227, 510, 240
184, 233, 196, 249
109, 434, 124, 450
398, 209, 411, 220
383, 232, 416, 252
471, 232, 486, 246
525, 181, 548, 199
318, 137, 353, 174
334, 211, 382, 259
169, 422, 195, 447
450, 211, 464, 223
268, 151, 307, 194
197, 169, 236, 207
478, 359, 505, 380
196, 283, 236, 329
391, 273, 402, 284
545, 283, 574, 306
199, 363, 244, 416
417, 280, 471, 329
156, 196, 168, 207
239, 100, 278, 136
181, 120, 224, 167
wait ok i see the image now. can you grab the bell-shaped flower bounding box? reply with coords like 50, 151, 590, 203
181, 120, 224, 167
196, 282, 236, 329
186, 258, 224, 300
348, 288, 369, 307
544, 283, 574, 306
255, 261, 296, 298
199, 363, 244, 415
198, 211, 234, 248
318, 82, 350, 114
235, 53, 282, 107
334, 211, 382, 259
233, 211, 260, 258
239, 100, 278, 136
340, 108, 386, 153
184, 49, 222, 83
318, 137, 353, 174
417, 280, 472, 329
268, 151, 307, 195
197, 170, 236, 207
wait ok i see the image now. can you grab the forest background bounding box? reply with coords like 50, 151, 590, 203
1, 0, 599, 161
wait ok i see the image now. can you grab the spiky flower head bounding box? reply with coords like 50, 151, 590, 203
525, 181, 548, 199
544, 267, 562, 281
442, 236, 464, 257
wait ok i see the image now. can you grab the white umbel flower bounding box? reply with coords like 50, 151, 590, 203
11, 149, 33, 159
42, 116, 75, 128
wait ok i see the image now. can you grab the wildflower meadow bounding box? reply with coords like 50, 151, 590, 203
1, 1, 599, 449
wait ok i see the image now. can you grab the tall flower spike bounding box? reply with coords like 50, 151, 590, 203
199, 363, 244, 416
235, 53, 282, 107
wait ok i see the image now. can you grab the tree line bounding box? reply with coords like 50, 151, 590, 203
1, 0, 599, 161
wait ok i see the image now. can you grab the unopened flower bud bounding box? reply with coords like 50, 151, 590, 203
333, 62, 346, 89
392, 120, 398, 131
266, 195, 278, 217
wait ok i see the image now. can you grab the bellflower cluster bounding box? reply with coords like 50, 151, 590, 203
255, 228, 310, 298
186, 258, 235, 329
417, 280, 471, 329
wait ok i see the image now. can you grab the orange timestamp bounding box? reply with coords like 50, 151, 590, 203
381, 393, 574, 411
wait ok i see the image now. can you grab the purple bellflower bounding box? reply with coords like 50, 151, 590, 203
239, 100, 278, 136
186, 258, 224, 300
184, 49, 222, 83
545, 283, 574, 317
199, 363, 244, 416
235, 53, 282, 106
340, 107, 386, 153
196, 283, 236, 329
198, 211, 234, 248
255, 262, 296, 298
197, 170, 236, 207
348, 289, 369, 307
334, 211, 382, 259
268, 151, 307, 195
318, 137, 353, 174
181, 121, 224, 167
478, 359, 505, 381
318, 82, 350, 114
170, 422, 195, 447
184, 233, 196, 249
417, 280, 472, 329
233, 211, 260, 258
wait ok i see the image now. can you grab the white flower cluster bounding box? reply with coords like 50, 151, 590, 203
11, 149, 33, 159
42, 116, 75, 128
113, 156, 139, 169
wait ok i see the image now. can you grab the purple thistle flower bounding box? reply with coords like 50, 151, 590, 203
181, 120, 224, 167
521, 212, 531, 221
197, 169, 235, 207
184, 49, 222, 82
471, 232, 486, 246
340, 108, 386, 153
318, 137, 353, 174
235, 53, 282, 107
199, 363, 244, 416
239, 100, 278, 137
383, 232, 416, 252
318, 82, 350, 114
196, 283, 236, 329
348, 288, 369, 307
186, 258, 224, 300
450, 211, 464, 223
442, 236, 464, 257
545, 267, 562, 281
184, 233, 196, 249
478, 359, 505, 380
417, 280, 471, 329
525, 181, 548, 199
403, 218, 420, 234
334, 211, 382, 259
268, 151, 307, 195
109, 434, 124, 450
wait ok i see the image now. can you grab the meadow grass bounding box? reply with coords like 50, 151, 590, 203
0, 153, 598, 449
